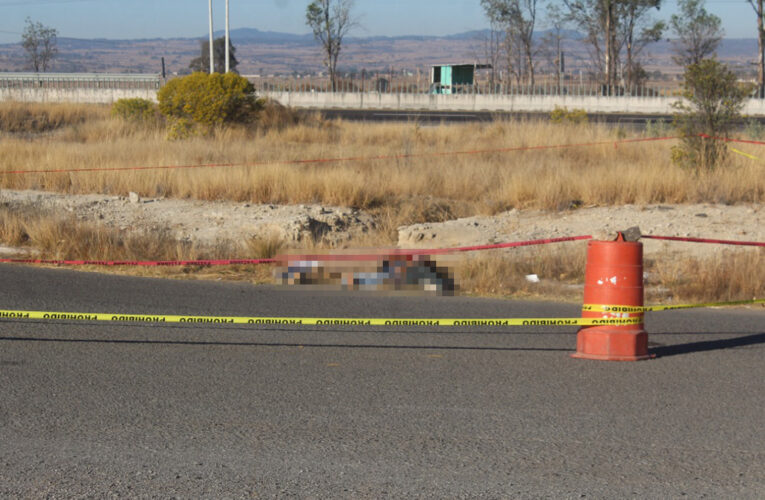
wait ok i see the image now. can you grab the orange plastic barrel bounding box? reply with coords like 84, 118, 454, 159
572, 233, 651, 361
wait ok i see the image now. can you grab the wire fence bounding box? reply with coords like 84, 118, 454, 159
0, 72, 162, 90
247, 75, 687, 98
0, 72, 761, 100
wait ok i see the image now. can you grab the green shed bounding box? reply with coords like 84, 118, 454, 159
430, 63, 491, 94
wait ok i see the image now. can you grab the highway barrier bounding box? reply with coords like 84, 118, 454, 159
573, 232, 650, 361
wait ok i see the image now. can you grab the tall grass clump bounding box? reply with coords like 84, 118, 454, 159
111, 98, 158, 124
458, 245, 587, 299
652, 249, 765, 302
0, 101, 107, 134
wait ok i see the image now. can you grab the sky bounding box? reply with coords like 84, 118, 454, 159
0, 0, 758, 45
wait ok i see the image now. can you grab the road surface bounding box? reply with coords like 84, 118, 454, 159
1, 265, 763, 498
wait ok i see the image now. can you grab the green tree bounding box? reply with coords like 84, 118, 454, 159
21, 17, 58, 72
189, 37, 238, 74
670, 0, 723, 66
157, 73, 260, 135
672, 59, 750, 171
306, 0, 357, 92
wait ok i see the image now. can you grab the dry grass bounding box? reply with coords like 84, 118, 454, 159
1, 103, 763, 303
651, 249, 765, 303
457, 245, 587, 300
0, 206, 275, 283
0, 101, 109, 134
1, 104, 762, 232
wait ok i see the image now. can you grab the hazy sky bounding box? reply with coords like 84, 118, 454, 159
0, 0, 758, 44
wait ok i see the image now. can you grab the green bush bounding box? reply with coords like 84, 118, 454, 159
672, 59, 751, 172
157, 72, 261, 130
550, 106, 588, 124
111, 98, 157, 122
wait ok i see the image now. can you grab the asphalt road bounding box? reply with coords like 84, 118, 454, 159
1, 264, 763, 498
318, 108, 765, 127
318, 108, 674, 126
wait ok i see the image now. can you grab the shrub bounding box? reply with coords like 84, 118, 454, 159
550, 106, 588, 124
111, 98, 156, 123
256, 99, 301, 130
672, 59, 751, 171
157, 72, 261, 130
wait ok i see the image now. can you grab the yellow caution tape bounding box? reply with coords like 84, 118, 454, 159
4, 299, 759, 329
730, 147, 762, 161
0, 309, 642, 327
583, 298, 765, 313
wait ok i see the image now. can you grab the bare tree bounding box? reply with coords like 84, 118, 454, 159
481, 0, 539, 87
621, 0, 665, 89
541, 4, 567, 92
504, 27, 526, 86
669, 0, 723, 66
21, 17, 58, 72
306, 0, 357, 92
564, 0, 618, 88
749, 0, 764, 97
565, 0, 662, 91
480, 9, 505, 90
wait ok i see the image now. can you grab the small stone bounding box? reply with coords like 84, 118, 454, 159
128, 192, 140, 204
620, 226, 642, 242
695, 213, 708, 218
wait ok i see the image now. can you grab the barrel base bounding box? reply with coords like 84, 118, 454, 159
572, 327, 653, 361
571, 352, 654, 361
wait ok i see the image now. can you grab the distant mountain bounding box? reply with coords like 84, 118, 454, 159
0, 26, 758, 76
212, 27, 314, 44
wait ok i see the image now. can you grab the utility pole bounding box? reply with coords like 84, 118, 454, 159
208, 0, 214, 74
225, 0, 230, 73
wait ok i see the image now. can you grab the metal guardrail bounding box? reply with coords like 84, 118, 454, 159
0, 73, 163, 90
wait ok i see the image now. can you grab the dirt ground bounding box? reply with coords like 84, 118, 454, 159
1, 189, 762, 261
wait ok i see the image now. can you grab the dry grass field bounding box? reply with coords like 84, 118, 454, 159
0, 101, 762, 303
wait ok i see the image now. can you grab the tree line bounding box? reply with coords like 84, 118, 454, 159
478, 0, 761, 93
15, 0, 765, 97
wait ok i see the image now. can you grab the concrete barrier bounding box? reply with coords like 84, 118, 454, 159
263, 90, 765, 116
2, 85, 765, 116
0, 87, 158, 104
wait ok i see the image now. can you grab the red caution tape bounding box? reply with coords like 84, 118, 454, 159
0, 257, 277, 267
0, 236, 593, 267
698, 134, 765, 146
642, 235, 765, 247
1, 137, 679, 176
280, 235, 593, 262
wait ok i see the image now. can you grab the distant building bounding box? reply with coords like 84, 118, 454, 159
430, 63, 491, 94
